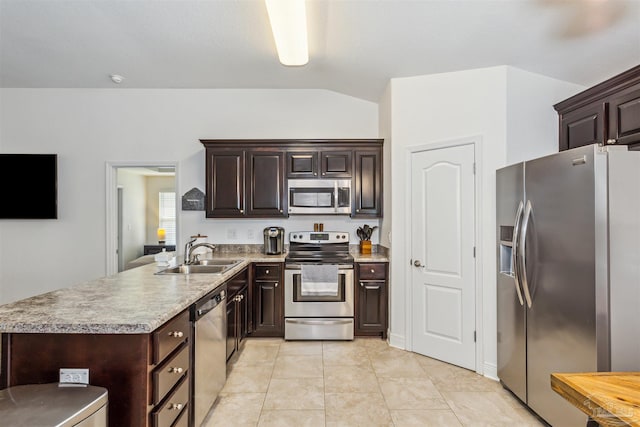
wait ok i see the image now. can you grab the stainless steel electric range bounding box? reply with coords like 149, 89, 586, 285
284, 231, 354, 340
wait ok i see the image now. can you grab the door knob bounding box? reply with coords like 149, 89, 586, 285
414, 260, 423, 267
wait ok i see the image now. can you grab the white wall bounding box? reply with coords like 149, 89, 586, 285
386, 66, 584, 378
117, 169, 147, 267
0, 88, 378, 304
506, 68, 584, 163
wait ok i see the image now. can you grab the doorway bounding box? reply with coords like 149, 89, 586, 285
106, 163, 178, 275
408, 142, 478, 371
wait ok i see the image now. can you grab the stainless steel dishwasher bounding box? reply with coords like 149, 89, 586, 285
191, 286, 227, 427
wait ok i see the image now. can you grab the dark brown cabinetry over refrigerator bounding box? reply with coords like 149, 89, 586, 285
555, 64, 640, 151
251, 263, 284, 337
354, 262, 388, 338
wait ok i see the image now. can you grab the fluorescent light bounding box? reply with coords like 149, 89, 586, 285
265, 0, 309, 66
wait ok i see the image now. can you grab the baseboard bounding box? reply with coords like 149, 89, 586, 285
388, 332, 405, 350
484, 362, 498, 381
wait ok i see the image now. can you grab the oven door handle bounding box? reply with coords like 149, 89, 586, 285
285, 319, 353, 326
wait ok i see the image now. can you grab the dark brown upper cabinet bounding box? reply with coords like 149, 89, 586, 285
286, 150, 352, 178
205, 150, 244, 217
608, 85, 640, 147
555, 64, 640, 151
353, 149, 382, 217
246, 150, 286, 217
203, 145, 286, 218
202, 139, 384, 218
320, 151, 352, 178
286, 151, 318, 178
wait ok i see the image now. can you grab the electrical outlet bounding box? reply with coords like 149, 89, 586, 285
227, 229, 237, 240
60, 368, 89, 385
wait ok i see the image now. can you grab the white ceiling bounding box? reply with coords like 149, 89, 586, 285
1, 0, 639, 101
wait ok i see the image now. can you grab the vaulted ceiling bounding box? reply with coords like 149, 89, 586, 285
1, 0, 639, 101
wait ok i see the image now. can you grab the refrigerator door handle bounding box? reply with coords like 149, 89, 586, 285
512, 201, 525, 306
519, 200, 533, 308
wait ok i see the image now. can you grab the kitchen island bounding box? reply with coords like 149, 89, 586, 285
0, 253, 285, 427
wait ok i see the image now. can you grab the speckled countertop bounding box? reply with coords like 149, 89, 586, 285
0, 253, 286, 335
0, 247, 389, 335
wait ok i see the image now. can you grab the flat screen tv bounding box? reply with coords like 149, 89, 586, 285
0, 154, 58, 219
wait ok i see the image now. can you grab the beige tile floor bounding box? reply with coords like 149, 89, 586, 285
205, 338, 545, 426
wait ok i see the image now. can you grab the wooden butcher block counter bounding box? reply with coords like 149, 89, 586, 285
551, 372, 640, 427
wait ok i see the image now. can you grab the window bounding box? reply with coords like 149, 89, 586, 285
159, 192, 176, 245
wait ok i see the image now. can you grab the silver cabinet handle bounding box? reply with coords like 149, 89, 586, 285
275, 282, 278, 287
370, 269, 375, 273
512, 201, 525, 306
168, 331, 184, 338
607, 138, 617, 145
240, 209, 244, 213
286, 319, 352, 326
266, 269, 269, 274
413, 260, 423, 267
519, 200, 533, 308
168, 366, 184, 374
280, 209, 283, 213
168, 403, 183, 411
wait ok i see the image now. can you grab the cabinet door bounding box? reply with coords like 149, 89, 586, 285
226, 299, 237, 361
252, 264, 284, 337
608, 85, 640, 146
559, 103, 606, 151
286, 151, 318, 178
356, 280, 387, 337
355, 263, 388, 338
320, 151, 352, 178
206, 150, 245, 217
246, 150, 287, 217
238, 286, 249, 347
353, 149, 382, 217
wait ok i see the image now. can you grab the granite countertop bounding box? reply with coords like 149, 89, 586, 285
0, 253, 286, 335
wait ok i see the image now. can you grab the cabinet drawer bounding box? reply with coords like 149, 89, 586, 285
254, 264, 281, 280
152, 375, 189, 427
152, 342, 190, 405
358, 263, 387, 280
154, 311, 190, 364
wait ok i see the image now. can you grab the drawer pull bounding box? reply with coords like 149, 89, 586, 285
266, 269, 269, 274
275, 282, 278, 287
370, 269, 375, 273
168, 366, 184, 374
169, 331, 184, 338
168, 403, 183, 411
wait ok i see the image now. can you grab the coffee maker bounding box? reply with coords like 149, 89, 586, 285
263, 227, 285, 255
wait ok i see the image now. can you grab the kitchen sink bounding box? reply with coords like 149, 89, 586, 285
156, 264, 226, 275
194, 259, 241, 266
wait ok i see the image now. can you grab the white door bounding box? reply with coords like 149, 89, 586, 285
410, 143, 476, 370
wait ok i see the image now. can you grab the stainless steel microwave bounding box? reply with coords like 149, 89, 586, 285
288, 179, 351, 214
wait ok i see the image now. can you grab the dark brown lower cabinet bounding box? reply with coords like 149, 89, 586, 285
355, 262, 388, 338
227, 269, 249, 361
1, 310, 192, 427
251, 263, 284, 337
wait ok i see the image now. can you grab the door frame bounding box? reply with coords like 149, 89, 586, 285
105, 161, 180, 276
404, 136, 484, 374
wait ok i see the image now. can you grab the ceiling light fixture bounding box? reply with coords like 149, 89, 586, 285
265, 0, 309, 66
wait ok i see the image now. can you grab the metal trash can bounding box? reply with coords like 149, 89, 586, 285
0, 383, 108, 426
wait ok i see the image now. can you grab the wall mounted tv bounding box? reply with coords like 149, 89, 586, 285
0, 154, 58, 219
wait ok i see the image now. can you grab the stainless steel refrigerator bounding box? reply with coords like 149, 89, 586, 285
496, 144, 640, 427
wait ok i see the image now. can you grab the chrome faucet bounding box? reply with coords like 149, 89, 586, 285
184, 234, 216, 265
